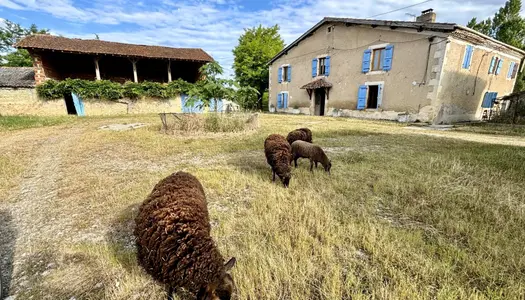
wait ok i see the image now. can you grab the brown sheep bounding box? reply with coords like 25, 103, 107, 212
291, 140, 332, 174
264, 134, 292, 187
287, 127, 313, 145
134, 171, 236, 300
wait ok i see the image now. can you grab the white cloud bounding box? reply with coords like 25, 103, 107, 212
0, 0, 512, 77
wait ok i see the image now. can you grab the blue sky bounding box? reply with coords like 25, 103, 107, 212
0, 0, 515, 77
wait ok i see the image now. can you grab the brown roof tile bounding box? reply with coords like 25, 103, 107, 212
0, 67, 35, 88
16, 34, 214, 62
301, 77, 333, 90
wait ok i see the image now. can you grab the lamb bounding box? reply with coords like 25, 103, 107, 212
291, 140, 332, 174
264, 134, 292, 187
286, 128, 313, 145
134, 171, 236, 300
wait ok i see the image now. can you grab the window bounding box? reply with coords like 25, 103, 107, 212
511, 63, 519, 79
462, 45, 474, 70
283, 66, 289, 82
371, 48, 385, 71
278, 65, 291, 83
319, 57, 326, 75
362, 45, 393, 73
277, 92, 288, 109
367, 85, 379, 109
489, 56, 503, 75
327, 26, 334, 33
357, 83, 383, 110
312, 57, 330, 77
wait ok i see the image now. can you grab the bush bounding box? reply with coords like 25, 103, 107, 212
37, 79, 184, 101
162, 113, 259, 133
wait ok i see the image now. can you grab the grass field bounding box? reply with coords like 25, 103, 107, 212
0, 114, 524, 299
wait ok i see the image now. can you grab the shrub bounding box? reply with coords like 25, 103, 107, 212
162, 113, 259, 133
123, 81, 144, 99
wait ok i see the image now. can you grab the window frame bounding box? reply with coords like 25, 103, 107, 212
282, 65, 289, 82
371, 48, 385, 71
489, 56, 500, 75
318, 57, 327, 76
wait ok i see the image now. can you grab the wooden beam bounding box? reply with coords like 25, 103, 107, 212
167, 60, 172, 82
94, 57, 101, 80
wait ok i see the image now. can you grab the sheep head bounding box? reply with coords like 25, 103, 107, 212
325, 160, 332, 175
281, 172, 291, 188
197, 257, 237, 300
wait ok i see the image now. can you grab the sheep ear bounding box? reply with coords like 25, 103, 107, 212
224, 257, 236, 271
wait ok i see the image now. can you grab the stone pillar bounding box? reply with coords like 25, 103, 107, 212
32, 53, 47, 85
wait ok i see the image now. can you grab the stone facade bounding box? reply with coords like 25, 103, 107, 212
0, 87, 183, 116
268, 20, 525, 124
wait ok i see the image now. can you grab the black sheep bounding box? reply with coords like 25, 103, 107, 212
291, 140, 332, 174
134, 171, 236, 300
287, 127, 313, 145
264, 134, 292, 187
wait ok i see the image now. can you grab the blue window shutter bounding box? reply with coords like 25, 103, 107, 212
325, 56, 331, 76
277, 93, 282, 109
463, 45, 473, 69
278, 67, 282, 83
362, 49, 372, 73
496, 59, 504, 75
287, 66, 292, 82
377, 84, 383, 108
507, 62, 515, 78
357, 85, 367, 110
312, 58, 318, 77
491, 92, 498, 103
489, 57, 496, 74
481, 92, 491, 108
383, 45, 394, 71
284, 93, 288, 108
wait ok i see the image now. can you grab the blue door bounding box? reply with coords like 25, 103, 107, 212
71, 92, 85, 116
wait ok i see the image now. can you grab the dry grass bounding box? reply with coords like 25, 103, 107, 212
0, 114, 524, 299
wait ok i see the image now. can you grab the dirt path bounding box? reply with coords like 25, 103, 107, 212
0, 126, 84, 297
403, 127, 525, 147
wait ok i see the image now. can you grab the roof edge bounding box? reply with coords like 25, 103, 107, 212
454, 25, 525, 56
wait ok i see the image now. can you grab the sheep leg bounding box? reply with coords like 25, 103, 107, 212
294, 157, 298, 168
167, 286, 175, 300
272, 169, 276, 182
315, 162, 318, 168
310, 159, 314, 172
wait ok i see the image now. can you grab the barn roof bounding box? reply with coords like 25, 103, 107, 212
0, 67, 35, 88
16, 34, 214, 62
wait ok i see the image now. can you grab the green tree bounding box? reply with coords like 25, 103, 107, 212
186, 61, 236, 111
0, 19, 49, 67
232, 25, 284, 110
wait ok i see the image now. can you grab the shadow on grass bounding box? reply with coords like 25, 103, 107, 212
105, 203, 140, 273
0, 210, 16, 297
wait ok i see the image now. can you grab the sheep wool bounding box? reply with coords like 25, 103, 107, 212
287, 127, 313, 145
291, 140, 332, 174
134, 171, 236, 300
264, 134, 292, 187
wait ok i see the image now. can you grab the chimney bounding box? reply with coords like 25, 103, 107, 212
416, 9, 436, 23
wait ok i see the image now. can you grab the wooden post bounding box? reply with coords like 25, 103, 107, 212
132, 60, 138, 83
167, 60, 172, 82
94, 57, 101, 80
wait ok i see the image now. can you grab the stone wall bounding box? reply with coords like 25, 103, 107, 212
0, 87, 183, 116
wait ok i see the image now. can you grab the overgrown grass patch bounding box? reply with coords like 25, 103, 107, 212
1, 114, 525, 299
0, 115, 74, 130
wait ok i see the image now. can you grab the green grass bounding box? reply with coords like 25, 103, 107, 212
0, 115, 74, 130
453, 122, 525, 137
2, 114, 525, 299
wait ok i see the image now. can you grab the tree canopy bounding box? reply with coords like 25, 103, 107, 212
232, 25, 284, 109
0, 19, 49, 67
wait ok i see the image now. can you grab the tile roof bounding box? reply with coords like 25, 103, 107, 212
16, 34, 214, 62
0, 67, 35, 88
